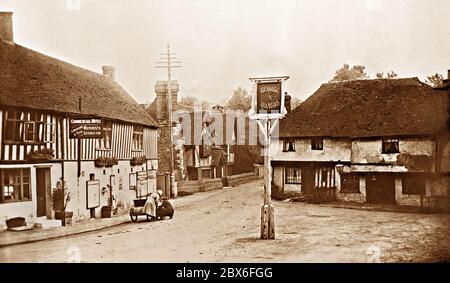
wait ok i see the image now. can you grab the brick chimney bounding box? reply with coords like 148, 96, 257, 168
102, 66, 115, 80
0, 12, 14, 43
154, 80, 179, 122
284, 92, 292, 114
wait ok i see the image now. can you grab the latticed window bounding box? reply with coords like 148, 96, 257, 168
133, 126, 144, 151
4, 110, 44, 144
311, 137, 323, 150
382, 138, 399, 154
283, 139, 295, 152
44, 123, 56, 143
285, 167, 301, 184
0, 168, 31, 203
97, 120, 112, 149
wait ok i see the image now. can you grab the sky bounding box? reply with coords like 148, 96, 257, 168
1, 0, 450, 105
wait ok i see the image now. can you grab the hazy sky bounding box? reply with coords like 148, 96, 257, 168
1, 0, 450, 104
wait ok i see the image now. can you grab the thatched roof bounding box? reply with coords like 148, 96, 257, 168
0, 39, 157, 127
279, 78, 449, 138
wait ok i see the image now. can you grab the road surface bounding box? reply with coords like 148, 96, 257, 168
1, 180, 449, 262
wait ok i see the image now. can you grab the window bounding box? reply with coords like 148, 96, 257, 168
133, 126, 144, 151
202, 169, 211, 179
4, 111, 24, 142
4, 110, 43, 144
285, 167, 301, 184
0, 168, 31, 203
44, 123, 56, 143
24, 122, 36, 142
283, 139, 295, 152
340, 173, 360, 193
311, 138, 323, 150
402, 174, 425, 195
382, 138, 399, 154
97, 121, 112, 149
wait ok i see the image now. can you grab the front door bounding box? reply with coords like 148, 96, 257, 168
36, 168, 51, 218
366, 173, 395, 204
302, 167, 316, 194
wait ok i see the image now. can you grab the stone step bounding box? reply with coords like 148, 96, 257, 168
34, 217, 62, 229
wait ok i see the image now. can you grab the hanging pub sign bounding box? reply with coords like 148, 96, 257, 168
69, 117, 103, 139
257, 81, 282, 113
249, 76, 290, 120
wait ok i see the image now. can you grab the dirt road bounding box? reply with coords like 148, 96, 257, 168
1, 180, 449, 262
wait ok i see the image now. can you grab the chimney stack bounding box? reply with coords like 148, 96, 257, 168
0, 12, 14, 43
102, 66, 115, 80
284, 92, 292, 114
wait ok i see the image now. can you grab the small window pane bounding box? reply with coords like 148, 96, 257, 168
286, 167, 301, 184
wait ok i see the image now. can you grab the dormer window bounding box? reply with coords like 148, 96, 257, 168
283, 139, 295, 152
382, 138, 399, 154
311, 138, 323, 150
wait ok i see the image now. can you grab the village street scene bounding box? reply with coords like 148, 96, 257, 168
0, 0, 449, 263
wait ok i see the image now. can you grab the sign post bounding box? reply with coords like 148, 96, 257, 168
249, 76, 289, 240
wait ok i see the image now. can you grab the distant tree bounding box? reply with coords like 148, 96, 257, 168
375, 70, 398, 79
330, 64, 368, 82
291, 96, 302, 110
225, 87, 252, 112
387, 71, 398, 79
179, 95, 210, 109
425, 73, 444, 88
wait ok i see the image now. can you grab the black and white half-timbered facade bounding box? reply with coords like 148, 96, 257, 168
0, 12, 158, 230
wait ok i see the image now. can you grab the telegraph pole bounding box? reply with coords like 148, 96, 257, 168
156, 44, 182, 198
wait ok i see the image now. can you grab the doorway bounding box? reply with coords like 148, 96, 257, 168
366, 173, 396, 204
36, 168, 51, 218
302, 167, 316, 194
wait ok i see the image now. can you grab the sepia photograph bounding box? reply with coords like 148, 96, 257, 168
0, 0, 449, 269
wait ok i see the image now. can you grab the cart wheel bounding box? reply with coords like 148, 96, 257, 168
130, 214, 138, 222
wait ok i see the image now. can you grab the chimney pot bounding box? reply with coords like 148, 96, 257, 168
102, 66, 115, 80
0, 12, 14, 43
284, 93, 292, 114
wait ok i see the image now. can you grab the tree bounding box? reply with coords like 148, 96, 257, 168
376, 70, 398, 79
179, 95, 210, 109
425, 73, 444, 88
291, 96, 302, 110
387, 71, 398, 79
330, 64, 368, 82
225, 87, 252, 112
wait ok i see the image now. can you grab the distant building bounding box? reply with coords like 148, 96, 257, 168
272, 77, 449, 210
0, 12, 158, 230
146, 84, 263, 186
146, 83, 236, 183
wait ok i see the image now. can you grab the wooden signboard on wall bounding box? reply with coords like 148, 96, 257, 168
69, 117, 103, 139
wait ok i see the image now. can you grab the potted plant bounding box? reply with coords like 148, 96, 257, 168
94, 157, 107, 167
130, 156, 145, 166
52, 178, 73, 226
